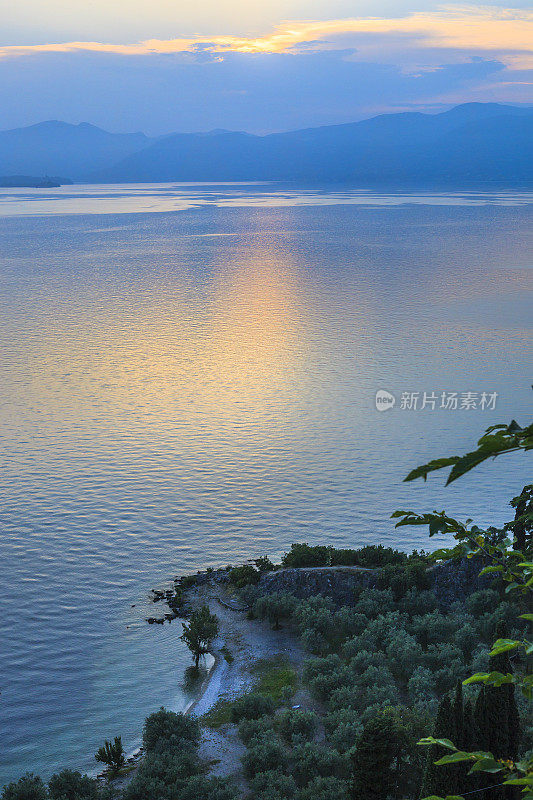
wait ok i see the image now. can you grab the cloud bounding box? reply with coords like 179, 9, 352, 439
1, 6, 532, 69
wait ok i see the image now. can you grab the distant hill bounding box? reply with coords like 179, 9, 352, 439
0, 121, 151, 179
95, 103, 532, 186
0, 175, 73, 188
1, 105, 531, 186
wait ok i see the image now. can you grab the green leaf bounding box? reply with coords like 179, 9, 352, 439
404, 457, 459, 482
435, 753, 475, 765
463, 673, 489, 685
479, 565, 504, 575
417, 737, 457, 750
490, 639, 520, 656
468, 758, 504, 774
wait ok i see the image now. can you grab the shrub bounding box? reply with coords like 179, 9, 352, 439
342, 545, 406, 568
333, 608, 368, 640
250, 771, 297, 800
48, 771, 99, 800
281, 544, 330, 568
229, 564, 260, 589
230, 693, 275, 722
377, 559, 430, 599
253, 594, 296, 630
296, 776, 349, 800
291, 742, 348, 787
408, 666, 436, 705
177, 775, 240, 800
345, 649, 387, 674
399, 588, 438, 616
324, 709, 363, 752
254, 556, 275, 573
465, 589, 501, 617
453, 622, 478, 659
242, 738, 287, 778
410, 611, 459, 649
123, 749, 200, 800
385, 629, 425, 681
238, 715, 276, 746
276, 709, 318, 743
143, 708, 201, 752
353, 588, 395, 619
1, 775, 47, 800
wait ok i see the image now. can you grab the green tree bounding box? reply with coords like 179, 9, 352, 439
394, 410, 532, 798
142, 707, 201, 752
1, 775, 47, 800
421, 696, 457, 798
180, 606, 219, 669
48, 770, 99, 800
350, 708, 412, 800
94, 736, 125, 775
253, 593, 296, 630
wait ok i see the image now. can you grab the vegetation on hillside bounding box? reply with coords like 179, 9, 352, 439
3, 412, 530, 800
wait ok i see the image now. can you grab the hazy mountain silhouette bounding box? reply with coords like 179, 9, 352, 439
1, 105, 531, 186
0, 121, 151, 178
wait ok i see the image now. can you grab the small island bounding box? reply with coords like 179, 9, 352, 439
0, 175, 73, 188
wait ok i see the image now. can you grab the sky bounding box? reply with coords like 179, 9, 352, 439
0, 0, 532, 134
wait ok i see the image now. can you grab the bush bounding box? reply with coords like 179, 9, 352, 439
281, 544, 330, 568
238, 715, 276, 746
48, 771, 99, 800
385, 629, 425, 681
253, 594, 296, 630
254, 556, 275, 573
143, 708, 201, 752
1, 775, 47, 800
123, 749, 200, 800
276, 709, 318, 743
250, 771, 297, 800
465, 589, 501, 617
408, 666, 436, 705
399, 588, 438, 616
353, 588, 395, 619
296, 776, 349, 800
229, 564, 260, 589
230, 693, 275, 722
377, 559, 430, 599
242, 738, 287, 778
291, 742, 348, 787
177, 775, 240, 800
410, 611, 459, 649
348, 545, 407, 568
324, 709, 363, 752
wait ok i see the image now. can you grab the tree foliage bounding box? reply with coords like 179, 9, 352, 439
395, 409, 532, 799
94, 737, 125, 775
180, 606, 219, 668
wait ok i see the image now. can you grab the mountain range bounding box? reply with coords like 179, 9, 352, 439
1, 104, 531, 186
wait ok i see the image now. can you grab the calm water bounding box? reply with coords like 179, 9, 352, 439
0, 184, 532, 787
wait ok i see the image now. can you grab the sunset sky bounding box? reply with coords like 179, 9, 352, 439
1, 0, 532, 134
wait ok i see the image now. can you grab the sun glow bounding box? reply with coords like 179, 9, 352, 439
1, 6, 531, 68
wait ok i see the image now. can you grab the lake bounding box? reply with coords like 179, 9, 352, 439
0, 183, 531, 787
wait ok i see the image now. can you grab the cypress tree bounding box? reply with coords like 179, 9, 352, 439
452, 680, 464, 747
472, 649, 521, 800
463, 700, 475, 750
420, 696, 456, 798
351, 709, 410, 800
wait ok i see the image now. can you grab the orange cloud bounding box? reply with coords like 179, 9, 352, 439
1, 6, 531, 67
